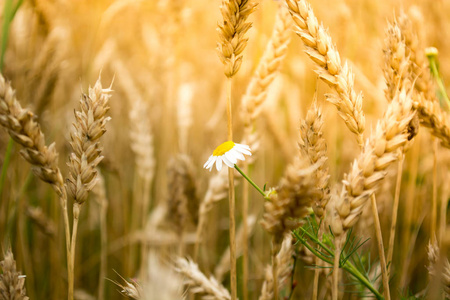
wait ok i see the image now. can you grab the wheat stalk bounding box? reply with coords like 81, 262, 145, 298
66, 76, 111, 300
286, 0, 365, 146
299, 102, 330, 218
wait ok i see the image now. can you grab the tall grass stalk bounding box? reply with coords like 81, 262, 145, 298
431, 138, 438, 243
226, 78, 237, 300
387, 151, 404, 277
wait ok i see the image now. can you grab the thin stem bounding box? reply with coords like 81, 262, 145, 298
387, 151, 404, 277
98, 200, 108, 300
402, 138, 419, 267
69, 203, 81, 300
242, 163, 249, 300
226, 77, 237, 300
58, 190, 72, 300
234, 164, 266, 198
370, 194, 390, 300
272, 239, 279, 300
431, 138, 438, 243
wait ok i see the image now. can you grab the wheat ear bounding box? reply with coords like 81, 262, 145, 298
166, 154, 199, 256
241, 4, 293, 134
261, 156, 321, 300
328, 87, 415, 236
427, 241, 450, 298
286, 0, 365, 146
258, 234, 294, 300
299, 101, 329, 299
217, 0, 257, 78
0, 73, 71, 297
394, 13, 450, 148
174, 258, 231, 300
66, 76, 111, 300
0, 248, 29, 300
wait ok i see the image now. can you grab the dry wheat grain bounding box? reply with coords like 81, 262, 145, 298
0, 73, 64, 197
299, 102, 330, 218
258, 234, 294, 300
427, 241, 450, 298
261, 157, 322, 244
286, 0, 365, 146
241, 5, 293, 132
166, 154, 199, 235
66, 77, 111, 204
217, 0, 257, 77
328, 87, 415, 236
175, 258, 231, 300
0, 249, 28, 300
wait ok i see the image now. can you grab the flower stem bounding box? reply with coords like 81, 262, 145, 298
234, 164, 266, 198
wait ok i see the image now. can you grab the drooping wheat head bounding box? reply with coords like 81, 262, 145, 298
217, 0, 258, 78
328, 87, 415, 237
286, 0, 365, 146
0, 73, 64, 197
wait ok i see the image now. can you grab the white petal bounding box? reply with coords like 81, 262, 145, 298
225, 151, 237, 164
203, 155, 214, 168
231, 148, 245, 161
235, 143, 251, 151
216, 157, 223, 171
234, 144, 252, 156
222, 155, 235, 168
206, 156, 216, 169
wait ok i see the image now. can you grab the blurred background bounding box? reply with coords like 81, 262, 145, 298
0, 0, 449, 299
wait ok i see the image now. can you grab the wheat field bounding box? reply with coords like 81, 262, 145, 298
0, 0, 449, 299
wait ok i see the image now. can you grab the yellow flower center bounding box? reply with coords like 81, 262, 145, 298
213, 141, 235, 156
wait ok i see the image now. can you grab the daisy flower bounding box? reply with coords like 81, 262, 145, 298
203, 141, 251, 171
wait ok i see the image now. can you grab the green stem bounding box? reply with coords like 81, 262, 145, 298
294, 230, 384, 300
0, 138, 13, 198
426, 50, 450, 108
234, 164, 267, 198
